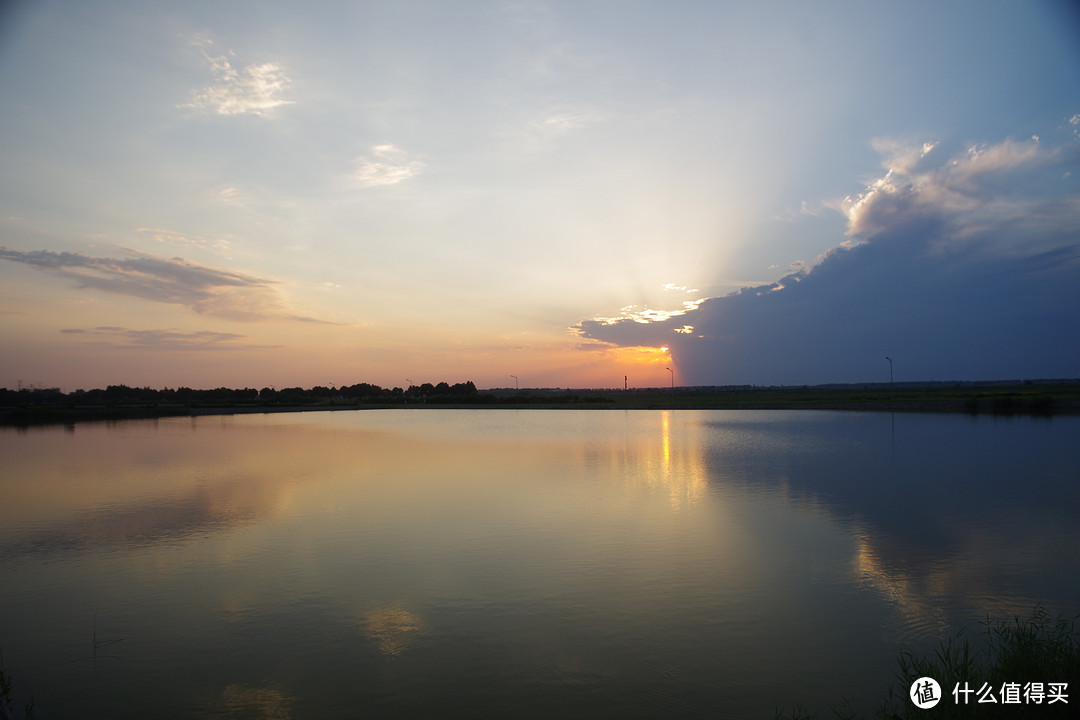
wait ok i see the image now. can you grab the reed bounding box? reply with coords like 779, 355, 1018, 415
778, 605, 1080, 719
0, 648, 34, 720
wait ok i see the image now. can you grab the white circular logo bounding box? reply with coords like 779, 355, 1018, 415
910, 677, 942, 709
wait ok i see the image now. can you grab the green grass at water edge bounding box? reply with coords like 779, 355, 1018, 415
777, 605, 1080, 719
0, 662, 34, 720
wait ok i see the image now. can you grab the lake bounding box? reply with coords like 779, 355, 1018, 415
1, 409, 1078, 718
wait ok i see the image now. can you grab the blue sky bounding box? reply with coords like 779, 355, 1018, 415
1, 0, 1078, 389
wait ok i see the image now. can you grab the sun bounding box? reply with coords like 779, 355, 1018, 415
606, 345, 674, 388
623, 345, 670, 363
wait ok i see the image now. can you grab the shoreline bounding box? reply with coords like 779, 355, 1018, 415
4, 391, 1079, 427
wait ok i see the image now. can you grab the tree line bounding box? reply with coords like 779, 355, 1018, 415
0, 381, 482, 407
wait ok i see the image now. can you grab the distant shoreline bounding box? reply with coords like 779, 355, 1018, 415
4, 380, 1080, 426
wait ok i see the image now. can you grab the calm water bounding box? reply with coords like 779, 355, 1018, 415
1, 409, 1078, 718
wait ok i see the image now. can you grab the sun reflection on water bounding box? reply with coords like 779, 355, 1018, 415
580, 410, 709, 511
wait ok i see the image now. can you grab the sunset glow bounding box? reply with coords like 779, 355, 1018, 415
1, 1, 1077, 390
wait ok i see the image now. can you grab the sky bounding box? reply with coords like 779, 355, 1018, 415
1, 0, 1079, 390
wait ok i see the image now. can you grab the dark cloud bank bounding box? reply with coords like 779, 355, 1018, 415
577, 135, 1080, 385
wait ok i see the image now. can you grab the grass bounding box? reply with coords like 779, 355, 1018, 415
0, 648, 34, 720
778, 605, 1080, 719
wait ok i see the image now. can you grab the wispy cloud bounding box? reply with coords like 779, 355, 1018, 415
211, 185, 255, 209
662, 283, 699, 294
0, 246, 317, 322
576, 131, 1080, 384
775, 200, 826, 223
136, 226, 230, 253
351, 145, 423, 187
59, 326, 277, 351
514, 107, 605, 153
183, 42, 294, 117
535, 109, 604, 134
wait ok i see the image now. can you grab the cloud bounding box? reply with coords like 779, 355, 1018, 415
662, 283, 700, 294
576, 132, 1080, 384
581, 284, 707, 329
776, 200, 826, 223
351, 145, 423, 187
136, 226, 230, 253
514, 107, 605, 153
0, 246, 316, 322
588, 297, 706, 327
211, 185, 253, 209
840, 136, 1059, 242
0, 476, 287, 557
58, 326, 277, 351
536, 109, 604, 134
183, 44, 294, 117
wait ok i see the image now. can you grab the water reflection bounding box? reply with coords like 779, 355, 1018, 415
851, 529, 953, 642
360, 606, 426, 657
1, 477, 291, 558
655, 410, 709, 509
0, 410, 1077, 719
579, 410, 709, 510
209, 684, 294, 720
696, 411, 1080, 639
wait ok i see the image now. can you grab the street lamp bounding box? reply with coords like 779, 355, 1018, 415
885, 356, 894, 403
510, 374, 519, 390
666, 367, 674, 390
